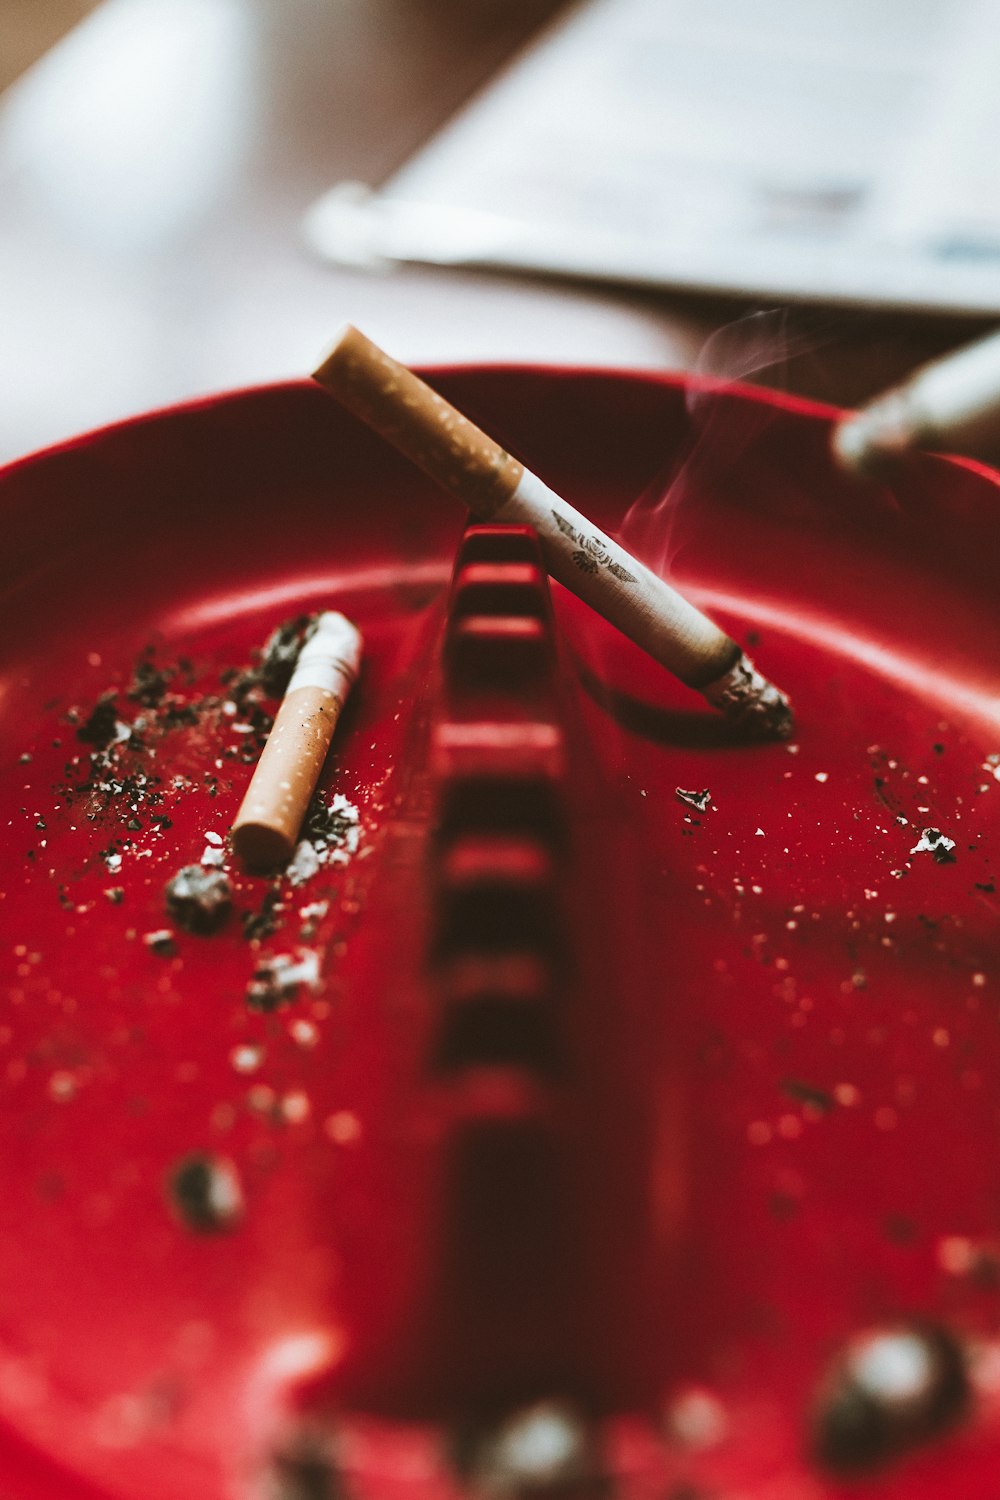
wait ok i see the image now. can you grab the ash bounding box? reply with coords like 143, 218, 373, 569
246, 950, 321, 1011
676, 787, 712, 813
165, 864, 232, 935
910, 827, 957, 864
168, 1152, 244, 1234
287, 793, 361, 886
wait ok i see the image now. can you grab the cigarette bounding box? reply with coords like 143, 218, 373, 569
312, 326, 792, 738
833, 329, 1000, 474
231, 611, 362, 870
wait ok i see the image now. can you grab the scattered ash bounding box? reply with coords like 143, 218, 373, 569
286, 794, 361, 886
104, 886, 124, 905
813, 1324, 968, 1475
168, 1152, 243, 1234
299, 900, 329, 941
222, 612, 319, 710
675, 787, 712, 813
910, 828, 957, 864
165, 865, 232, 935
246, 950, 321, 1011
76, 695, 130, 750
128, 652, 175, 708
242, 888, 285, 942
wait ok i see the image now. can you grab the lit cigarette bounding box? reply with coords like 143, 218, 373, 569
833, 329, 1000, 474
231, 611, 362, 870
313, 326, 792, 738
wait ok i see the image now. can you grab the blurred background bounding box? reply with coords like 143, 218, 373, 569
1, 0, 997, 464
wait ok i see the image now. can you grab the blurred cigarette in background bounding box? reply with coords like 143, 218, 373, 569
231, 611, 362, 870
313, 326, 793, 739
833, 328, 1000, 474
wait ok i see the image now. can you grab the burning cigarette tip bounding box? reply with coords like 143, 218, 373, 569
703, 652, 795, 739
231, 611, 363, 871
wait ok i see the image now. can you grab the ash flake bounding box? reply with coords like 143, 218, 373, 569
675, 787, 712, 813
910, 827, 957, 864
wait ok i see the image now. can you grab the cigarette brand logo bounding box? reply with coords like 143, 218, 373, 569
550, 511, 637, 583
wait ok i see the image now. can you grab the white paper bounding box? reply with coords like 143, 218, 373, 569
305, 0, 1000, 313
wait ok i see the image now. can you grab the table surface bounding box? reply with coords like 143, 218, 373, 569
0, 0, 994, 467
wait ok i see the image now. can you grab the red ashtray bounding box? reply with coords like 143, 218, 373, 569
2, 368, 1000, 1500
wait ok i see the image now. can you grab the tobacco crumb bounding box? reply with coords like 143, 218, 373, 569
104, 886, 124, 905
813, 1324, 969, 1475
167, 1152, 243, 1233
165, 865, 232, 935
143, 929, 177, 957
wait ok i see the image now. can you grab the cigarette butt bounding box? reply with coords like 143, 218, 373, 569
232, 611, 362, 870
833, 328, 1000, 474
313, 327, 792, 738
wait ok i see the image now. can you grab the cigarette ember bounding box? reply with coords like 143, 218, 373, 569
231, 611, 363, 870
312, 326, 793, 738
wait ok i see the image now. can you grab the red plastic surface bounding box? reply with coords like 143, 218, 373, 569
2, 367, 1000, 1498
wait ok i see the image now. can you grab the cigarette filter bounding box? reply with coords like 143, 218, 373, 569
231, 611, 362, 870
313, 327, 792, 738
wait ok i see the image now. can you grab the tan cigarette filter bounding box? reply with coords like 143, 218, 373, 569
313, 327, 792, 737
231, 611, 363, 870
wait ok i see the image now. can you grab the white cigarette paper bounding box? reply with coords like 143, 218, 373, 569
231, 611, 363, 870
313, 326, 792, 737
834, 328, 1000, 473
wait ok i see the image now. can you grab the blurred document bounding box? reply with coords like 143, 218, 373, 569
305, 0, 1000, 312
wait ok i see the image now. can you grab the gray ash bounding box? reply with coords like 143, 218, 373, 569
813, 1323, 969, 1475
257, 614, 320, 696
143, 929, 177, 957
242, 888, 284, 942
223, 613, 319, 714
451, 1400, 604, 1498
911, 827, 957, 864
165, 865, 232, 935
168, 1153, 243, 1233
246, 951, 319, 1012
675, 787, 712, 813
